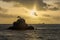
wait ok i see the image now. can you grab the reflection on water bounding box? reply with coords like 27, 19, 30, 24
25, 31, 39, 40
0, 29, 60, 40
0, 30, 38, 40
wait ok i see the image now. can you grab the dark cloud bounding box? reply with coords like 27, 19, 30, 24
2, 0, 60, 11
35, 0, 47, 10
45, 3, 60, 11
2, 0, 47, 10
43, 2, 60, 10
3, 0, 34, 9
55, 2, 60, 9
48, 7, 59, 11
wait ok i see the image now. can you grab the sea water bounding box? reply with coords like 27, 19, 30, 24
0, 29, 60, 40
0, 24, 60, 40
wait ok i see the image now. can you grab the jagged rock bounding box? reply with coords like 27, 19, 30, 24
8, 17, 34, 30
27, 26, 34, 30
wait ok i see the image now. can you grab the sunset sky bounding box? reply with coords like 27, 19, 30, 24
0, 0, 60, 24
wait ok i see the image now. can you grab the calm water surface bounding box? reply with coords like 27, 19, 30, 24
0, 29, 60, 40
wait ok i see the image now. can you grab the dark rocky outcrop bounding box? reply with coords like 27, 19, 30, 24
8, 17, 34, 30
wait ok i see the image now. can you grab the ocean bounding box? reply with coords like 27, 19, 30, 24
0, 24, 60, 40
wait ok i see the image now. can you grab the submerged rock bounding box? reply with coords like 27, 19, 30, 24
8, 17, 34, 30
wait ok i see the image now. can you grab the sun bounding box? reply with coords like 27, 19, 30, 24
30, 9, 37, 16
30, 3, 38, 17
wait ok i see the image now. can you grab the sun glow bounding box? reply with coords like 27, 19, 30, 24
30, 3, 38, 17
30, 9, 37, 16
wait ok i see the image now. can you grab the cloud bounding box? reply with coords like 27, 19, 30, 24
0, 13, 17, 18
2, 0, 34, 9
42, 14, 60, 21
52, 16, 60, 20
43, 0, 60, 11
0, 7, 29, 18
55, 2, 60, 8
0, 7, 17, 18
48, 7, 59, 11
0, 7, 7, 12
45, 4, 60, 11
1, 0, 60, 11
42, 14, 51, 17
13, 3, 23, 7
2, 0, 47, 10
